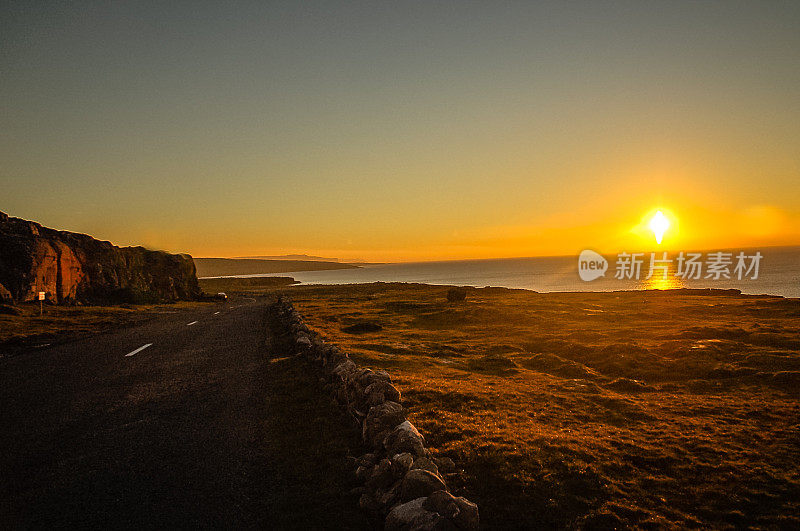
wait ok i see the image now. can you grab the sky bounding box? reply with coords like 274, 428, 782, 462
2, 1, 799, 261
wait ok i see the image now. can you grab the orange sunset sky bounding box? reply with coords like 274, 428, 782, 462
3, 3, 799, 262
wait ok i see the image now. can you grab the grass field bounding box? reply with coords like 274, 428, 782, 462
280, 282, 800, 529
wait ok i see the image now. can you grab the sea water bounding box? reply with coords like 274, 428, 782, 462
210, 246, 800, 298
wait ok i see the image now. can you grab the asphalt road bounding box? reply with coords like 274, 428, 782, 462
0, 298, 367, 529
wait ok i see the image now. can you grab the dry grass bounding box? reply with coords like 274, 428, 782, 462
282, 283, 800, 529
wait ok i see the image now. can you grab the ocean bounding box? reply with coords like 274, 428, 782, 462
212, 246, 800, 299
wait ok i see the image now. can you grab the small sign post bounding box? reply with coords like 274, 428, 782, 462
39, 291, 45, 316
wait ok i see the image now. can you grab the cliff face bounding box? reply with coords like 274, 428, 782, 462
0, 211, 201, 304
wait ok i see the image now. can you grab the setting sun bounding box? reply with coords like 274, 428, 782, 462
649, 210, 671, 245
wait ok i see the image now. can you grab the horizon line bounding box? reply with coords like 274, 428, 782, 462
206, 242, 800, 265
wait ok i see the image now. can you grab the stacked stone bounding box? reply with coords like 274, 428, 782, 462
268, 298, 479, 531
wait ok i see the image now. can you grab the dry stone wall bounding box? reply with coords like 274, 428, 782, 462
267, 297, 479, 531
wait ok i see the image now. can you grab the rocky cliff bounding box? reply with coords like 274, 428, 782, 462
0, 211, 201, 304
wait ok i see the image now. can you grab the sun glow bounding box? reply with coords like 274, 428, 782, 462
649, 210, 670, 245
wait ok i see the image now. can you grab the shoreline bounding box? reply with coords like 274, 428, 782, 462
202, 275, 798, 300
197, 248, 800, 298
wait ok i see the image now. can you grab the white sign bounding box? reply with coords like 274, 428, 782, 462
38, 291, 45, 301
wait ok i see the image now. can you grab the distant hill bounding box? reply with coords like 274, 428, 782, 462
194, 258, 358, 278
233, 254, 340, 262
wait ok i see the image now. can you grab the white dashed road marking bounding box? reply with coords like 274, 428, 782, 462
187, 321, 198, 326
214, 311, 220, 315
125, 343, 153, 357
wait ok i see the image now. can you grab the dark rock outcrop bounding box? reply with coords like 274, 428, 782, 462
446, 288, 467, 303
0, 211, 200, 304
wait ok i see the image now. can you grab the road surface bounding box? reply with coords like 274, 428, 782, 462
0, 298, 368, 529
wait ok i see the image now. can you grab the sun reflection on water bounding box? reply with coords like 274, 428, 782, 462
637, 256, 687, 290
641, 273, 686, 290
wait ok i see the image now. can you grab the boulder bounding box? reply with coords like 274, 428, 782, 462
347, 368, 378, 408
363, 401, 406, 449
326, 348, 348, 369
423, 490, 480, 531
411, 457, 439, 476
446, 288, 467, 303
296, 333, 312, 349
358, 368, 392, 389
378, 479, 403, 511
384, 420, 426, 457
365, 458, 394, 492
332, 359, 358, 382
391, 452, 415, 479
365, 380, 402, 407
385, 497, 455, 531
400, 469, 447, 502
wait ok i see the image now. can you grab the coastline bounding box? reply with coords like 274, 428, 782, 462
198, 246, 800, 299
